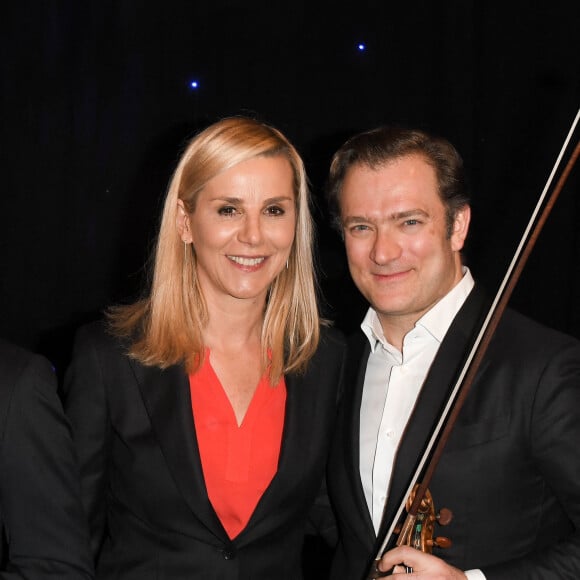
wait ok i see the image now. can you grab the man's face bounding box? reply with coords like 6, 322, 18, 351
339, 154, 470, 335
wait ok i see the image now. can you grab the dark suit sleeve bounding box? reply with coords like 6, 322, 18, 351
483, 340, 580, 580
62, 325, 113, 560
0, 349, 93, 579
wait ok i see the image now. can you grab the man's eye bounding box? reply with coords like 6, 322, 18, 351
403, 219, 420, 226
350, 224, 370, 232
218, 206, 237, 216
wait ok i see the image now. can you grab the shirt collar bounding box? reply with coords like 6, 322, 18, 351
361, 267, 475, 352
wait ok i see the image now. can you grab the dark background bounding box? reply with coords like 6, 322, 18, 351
0, 2, 579, 576
2, 2, 579, 367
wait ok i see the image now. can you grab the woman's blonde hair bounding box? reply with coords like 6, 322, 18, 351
109, 116, 320, 383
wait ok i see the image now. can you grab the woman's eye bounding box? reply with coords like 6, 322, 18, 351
265, 205, 285, 216
218, 206, 237, 216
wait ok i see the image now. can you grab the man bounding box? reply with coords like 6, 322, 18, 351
325, 126, 580, 579
0, 338, 93, 579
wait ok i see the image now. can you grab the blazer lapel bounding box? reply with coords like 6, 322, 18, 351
130, 360, 227, 539
233, 368, 315, 544
236, 371, 299, 534
343, 333, 376, 537
376, 286, 490, 546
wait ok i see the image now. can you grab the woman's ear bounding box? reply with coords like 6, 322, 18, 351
176, 199, 193, 243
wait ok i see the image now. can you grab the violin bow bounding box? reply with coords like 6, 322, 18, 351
368, 107, 580, 577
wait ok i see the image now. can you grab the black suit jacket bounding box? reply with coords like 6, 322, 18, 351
328, 286, 580, 579
63, 322, 346, 580
0, 338, 93, 580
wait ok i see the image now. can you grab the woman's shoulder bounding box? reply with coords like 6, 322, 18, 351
72, 318, 132, 361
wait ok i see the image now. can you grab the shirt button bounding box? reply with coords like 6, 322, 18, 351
386, 429, 395, 438
221, 548, 236, 560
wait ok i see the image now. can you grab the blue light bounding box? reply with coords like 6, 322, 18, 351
357, 43, 366, 51
190, 80, 199, 89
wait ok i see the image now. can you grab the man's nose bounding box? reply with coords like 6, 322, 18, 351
370, 232, 401, 265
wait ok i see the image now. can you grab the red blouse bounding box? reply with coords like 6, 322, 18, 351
189, 351, 286, 539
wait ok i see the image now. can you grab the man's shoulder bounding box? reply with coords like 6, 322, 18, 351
344, 328, 369, 356
345, 326, 366, 344
319, 324, 347, 350
456, 283, 580, 356
498, 307, 580, 351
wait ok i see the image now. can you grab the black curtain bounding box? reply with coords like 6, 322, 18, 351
1, 0, 579, 370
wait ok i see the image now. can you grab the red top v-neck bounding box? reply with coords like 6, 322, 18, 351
189, 351, 286, 539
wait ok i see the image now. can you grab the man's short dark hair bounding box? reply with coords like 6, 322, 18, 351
327, 126, 470, 237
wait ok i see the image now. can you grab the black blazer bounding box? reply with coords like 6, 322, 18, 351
0, 338, 93, 580
63, 322, 346, 580
327, 286, 580, 580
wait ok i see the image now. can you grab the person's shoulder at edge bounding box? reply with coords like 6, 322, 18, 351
0, 336, 53, 383
0, 337, 95, 579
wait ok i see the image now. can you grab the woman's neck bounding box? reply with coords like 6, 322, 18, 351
203, 297, 265, 353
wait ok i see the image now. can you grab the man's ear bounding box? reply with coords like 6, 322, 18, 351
451, 205, 470, 252
176, 199, 193, 243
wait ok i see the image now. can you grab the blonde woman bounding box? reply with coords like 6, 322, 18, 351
64, 117, 344, 580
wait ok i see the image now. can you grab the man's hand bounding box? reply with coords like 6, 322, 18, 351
378, 546, 467, 578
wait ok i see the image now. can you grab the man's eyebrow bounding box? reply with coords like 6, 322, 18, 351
342, 209, 429, 226
391, 209, 430, 220
342, 215, 371, 226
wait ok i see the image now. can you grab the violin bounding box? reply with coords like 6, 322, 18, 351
368, 485, 452, 578
396, 486, 452, 554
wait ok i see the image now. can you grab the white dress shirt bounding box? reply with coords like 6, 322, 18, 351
359, 268, 485, 580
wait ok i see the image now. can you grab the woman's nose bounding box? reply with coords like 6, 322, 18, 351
238, 213, 263, 245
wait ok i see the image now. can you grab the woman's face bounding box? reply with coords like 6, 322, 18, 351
181, 155, 296, 308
